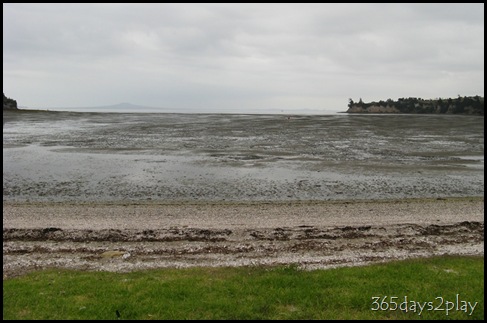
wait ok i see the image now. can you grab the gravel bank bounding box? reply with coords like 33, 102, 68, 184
3, 197, 484, 278
4, 197, 484, 230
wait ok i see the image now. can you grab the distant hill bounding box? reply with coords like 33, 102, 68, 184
346, 96, 484, 116
42, 102, 173, 113
3, 102, 173, 113
3, 93, 18, 110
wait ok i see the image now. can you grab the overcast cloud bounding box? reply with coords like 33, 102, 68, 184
3, 3, 484, 113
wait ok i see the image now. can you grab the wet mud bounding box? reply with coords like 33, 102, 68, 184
3, 111, 484, 202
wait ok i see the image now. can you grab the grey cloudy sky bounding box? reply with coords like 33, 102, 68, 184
3, 3, 484, 114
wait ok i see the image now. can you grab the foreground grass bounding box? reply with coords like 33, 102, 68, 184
3, 256, 483, 320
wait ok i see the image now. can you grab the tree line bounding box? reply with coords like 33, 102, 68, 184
348, 96, 484, 115
3, 93, 18, 110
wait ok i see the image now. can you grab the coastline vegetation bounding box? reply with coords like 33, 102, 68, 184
3, 255, 483, 320
347, 96, 484, 115
3, 93, 18, 110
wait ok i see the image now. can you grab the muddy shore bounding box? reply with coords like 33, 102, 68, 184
3, 197, 484, 278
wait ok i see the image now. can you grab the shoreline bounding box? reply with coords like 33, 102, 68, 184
4, 195, 483, 205
3, 197, 484, 278
3, 196, 484, 230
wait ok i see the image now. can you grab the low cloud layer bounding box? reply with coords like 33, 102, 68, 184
3, 3, 484, 113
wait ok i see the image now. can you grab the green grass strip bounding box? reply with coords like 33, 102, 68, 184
3, 255, 483, 320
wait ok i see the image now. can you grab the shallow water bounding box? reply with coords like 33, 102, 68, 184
3, 111, 484, 202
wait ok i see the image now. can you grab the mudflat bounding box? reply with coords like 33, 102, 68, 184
3, 113, 484, 203
3, 197, 484, 278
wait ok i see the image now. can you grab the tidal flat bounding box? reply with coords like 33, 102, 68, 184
3, 111, 484, 202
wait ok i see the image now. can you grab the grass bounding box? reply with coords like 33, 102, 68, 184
3, 256, 483, 320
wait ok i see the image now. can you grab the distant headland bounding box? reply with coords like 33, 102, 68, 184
346, 96, 484, 116
3, 93, 18, 110
4, 93, 484, 116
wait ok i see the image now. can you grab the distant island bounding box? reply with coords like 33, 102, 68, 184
3, 93, 18, 110
2, 98, 171, 113
346, 96, 484, 116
